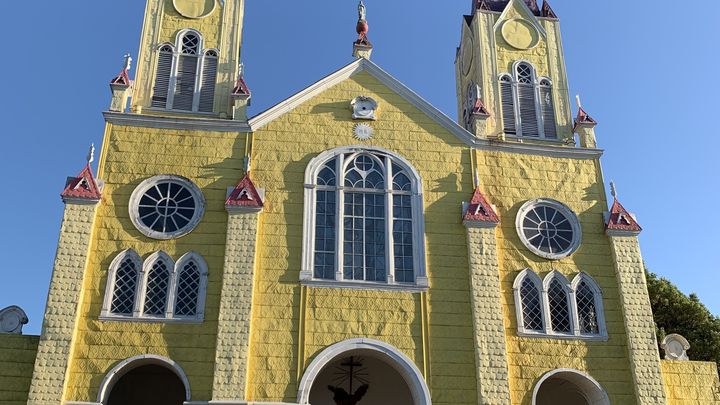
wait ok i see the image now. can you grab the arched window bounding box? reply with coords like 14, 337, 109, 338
173, 252, 209, 318
302, 147, 428, 290
150, 30, 219, 113
104, 250, 142, 317
498, 62, 557, 139
142, 252, 173, 317
571, 273, 606, 337
514, 270, 607, 339
513, 269, 544, 334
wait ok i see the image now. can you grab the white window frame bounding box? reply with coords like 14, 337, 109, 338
128, 174, 206, 240
498, 60, 558, 139
513, 269, 608, 340
300, 146, 429, 292
101, 250, 209, 323
515, 198, 582, 260
571, 272, 607, 338
513, 268, 546, 335
150, 29, 219, 113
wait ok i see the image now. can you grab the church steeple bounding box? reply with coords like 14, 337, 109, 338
457, 0, 575, 145
127, 0, 247, 119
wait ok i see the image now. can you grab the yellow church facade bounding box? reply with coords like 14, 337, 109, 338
1, 0, 719, 404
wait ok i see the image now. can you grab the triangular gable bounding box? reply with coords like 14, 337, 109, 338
463, 188, 500, 225
61, 164, 102, 201
541, 0, 558, 19
575, 106, 597, 126
249, 58, 476, 146
110, 69, 131, 87
471, 98, 491, 117
493, 0, 547, 39
606, 199, 642, 234
226, 172, 264, 211
232, 76, 251, 97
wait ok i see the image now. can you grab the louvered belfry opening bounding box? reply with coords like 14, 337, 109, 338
499, 62, 557, 139
150, 30, 218, 113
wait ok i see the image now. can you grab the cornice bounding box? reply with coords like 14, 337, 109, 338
103, 111, 252, 133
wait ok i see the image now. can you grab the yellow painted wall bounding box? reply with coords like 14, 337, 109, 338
250, 71, 478, 404
662, 360, 720, 404
475, 153, 637, 404
0, 334, 40, 404
63, 125, 247, 402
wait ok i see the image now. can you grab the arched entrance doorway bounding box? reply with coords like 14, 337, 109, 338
533, 369, 610, 405
298, 338, 431, 405
98, 355, 191, 405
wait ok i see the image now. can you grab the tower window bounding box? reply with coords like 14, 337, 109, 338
101, 250, 209, 323
499, 62, 558, 139
301, 147, 429, 291
150, 30, 219, 113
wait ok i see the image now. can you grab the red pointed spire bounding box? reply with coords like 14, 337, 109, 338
606, 198, 642, 234
541, 0, 558, 18
231, 64, 251, 99
471, 98, 491, 117
463, 188, 500, 225
61, 164, 102, 202
226, 172, 264, 212
110, 54, 133, 88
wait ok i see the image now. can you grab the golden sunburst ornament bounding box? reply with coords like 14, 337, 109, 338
353, 123, 374, 141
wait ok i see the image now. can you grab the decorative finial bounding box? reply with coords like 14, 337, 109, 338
123, 54, 133, 72
576, 94, 582, 109
87, 144, 95, 165
358, 1, 367, 22
610, 181, 617, 200
238, 63, 245, 79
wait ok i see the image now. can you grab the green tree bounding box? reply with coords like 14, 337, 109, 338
646, 270, 720, 371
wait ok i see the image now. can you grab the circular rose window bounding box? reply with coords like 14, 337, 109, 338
129, 175, 205, 240
515, 199, 581, 260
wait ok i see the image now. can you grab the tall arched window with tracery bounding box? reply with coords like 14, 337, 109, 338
513, 269, 544, 334
103, 250, 142, 317
499, 61, 557, 139
142, 252, 173, 317
173, 252, 209, 318
544, 272, 573, 334
150, 30, 219, 113
302, 147, 428, 290
571, 273, 606, 337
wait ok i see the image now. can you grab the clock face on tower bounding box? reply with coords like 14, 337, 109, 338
173, 0, 216, 19
461, 30, 474, 76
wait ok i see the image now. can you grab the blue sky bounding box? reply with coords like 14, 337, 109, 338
1, 0, 718, 335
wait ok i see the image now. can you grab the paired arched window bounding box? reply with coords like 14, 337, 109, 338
499, 61, 557, 139
513, 270, 606, 339
151, 30, 219, 113
301, 147, 428, 290
102, 250, 209, 322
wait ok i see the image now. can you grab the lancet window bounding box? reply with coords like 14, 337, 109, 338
302, 147, 428, 290
151, 30, 219, 113
102, 250, 209, 322
514, 270, 607, 339
499, 61, 557, 139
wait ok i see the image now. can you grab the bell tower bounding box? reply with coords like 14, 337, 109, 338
129, 0, 246, 118
456, 0, 575, 144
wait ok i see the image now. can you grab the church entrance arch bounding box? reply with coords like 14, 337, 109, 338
98, 354, 191, 405
532, 369, 610, 405
298, 338, 431, 405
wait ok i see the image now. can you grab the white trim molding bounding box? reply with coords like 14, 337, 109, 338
532, 368, 610, 405
248, 58, 603, 160
300, 146, 429, 291
97, 354, 192, 404
297, 338, 431, 405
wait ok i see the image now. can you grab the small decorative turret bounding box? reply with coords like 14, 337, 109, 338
573, 95, 598, 148
226, 172, 264, 213
231, 63, 252, 121
353, 1, 373, 59
463, 188, 500, 227
605, 182, 642, 236
61, 144, 103, 203
109, 54, 133, 112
